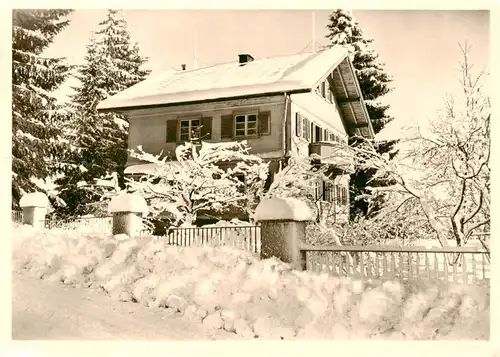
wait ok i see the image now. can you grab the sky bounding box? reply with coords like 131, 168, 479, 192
44, 9, 490, 140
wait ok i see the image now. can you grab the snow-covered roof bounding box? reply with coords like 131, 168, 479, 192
97, 47, 349, 111
291, 93, 347, 134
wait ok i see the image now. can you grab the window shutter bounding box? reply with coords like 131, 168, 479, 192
305, 119, 310, 141
166, 120, 178, 143
221, 114, 234, 139
201, 117, 212, 140
259, 111, 271, 135
295, 113, 300, 136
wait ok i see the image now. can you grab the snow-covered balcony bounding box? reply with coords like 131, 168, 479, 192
308, 141, 354, 173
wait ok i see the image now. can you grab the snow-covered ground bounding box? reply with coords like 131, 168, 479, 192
12, 272, 239, 340
12, 224, 490, 340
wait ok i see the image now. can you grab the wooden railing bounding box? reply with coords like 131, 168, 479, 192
12, 210, 23, 223
300, 244, 490, 284
44, 216, 114, 234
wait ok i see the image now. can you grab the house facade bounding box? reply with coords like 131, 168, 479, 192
97, 47, 374, 225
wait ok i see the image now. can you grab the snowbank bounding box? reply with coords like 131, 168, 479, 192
12, 224, 489, 340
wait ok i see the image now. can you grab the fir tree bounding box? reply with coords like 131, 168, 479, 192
56, 9, 150, 217
324, 9, 397, 219
12, 9, 73, 208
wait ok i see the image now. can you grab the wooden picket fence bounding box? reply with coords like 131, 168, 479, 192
301, 244, 490, 284
43, 216, 114, 234
18, 209, 490, 285
12, 210, 23, 223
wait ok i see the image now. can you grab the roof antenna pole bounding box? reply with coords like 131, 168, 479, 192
194, 30, 198, 69
312, 11, 316, 53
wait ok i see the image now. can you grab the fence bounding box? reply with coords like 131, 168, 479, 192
12, 210, 23, 223
301, 244, 490, 284
146, 225, 261, 254
44, 216, 113, 234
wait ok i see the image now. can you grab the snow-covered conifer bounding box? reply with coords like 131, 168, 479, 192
12, 10, 73, 208
55, 9, 150, 217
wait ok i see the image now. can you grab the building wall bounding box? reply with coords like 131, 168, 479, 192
124, 95, 286, 166
287, 89, 352, 224
122, 89, 352, 224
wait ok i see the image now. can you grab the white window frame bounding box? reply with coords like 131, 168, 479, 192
234, 113, 258, 137
179, 118, 201, 141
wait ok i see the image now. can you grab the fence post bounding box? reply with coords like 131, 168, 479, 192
254, 197, 314, 270
19, 192, 49, 229
108, 193, 148, 237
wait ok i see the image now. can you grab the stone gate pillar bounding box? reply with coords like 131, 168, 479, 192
255, 197, 314, 270
19, 192, 49, 229
108, 193, 148, 237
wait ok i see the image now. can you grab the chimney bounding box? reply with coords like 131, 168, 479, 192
238, 54, 254, 66
181, 64, 186, 71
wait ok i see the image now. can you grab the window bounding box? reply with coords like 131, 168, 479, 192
336, 185, 342, 205
314, 125, 322, 142
320, 81, 326, 98
325, 82, 331, 103
329, 133, 335, 142
235, 114, 258, 137
179, 119, 201, 141
323, 181, 334, 202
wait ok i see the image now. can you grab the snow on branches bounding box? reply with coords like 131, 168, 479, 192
127, 141, 269, 226
265, 148, 350, 226
343, 43, 490, 249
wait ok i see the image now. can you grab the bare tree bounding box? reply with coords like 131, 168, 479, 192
342, 43, 490, 251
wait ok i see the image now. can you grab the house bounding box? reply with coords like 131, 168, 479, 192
97, 46, 374, 224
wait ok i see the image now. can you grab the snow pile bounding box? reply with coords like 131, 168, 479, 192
108, 193, 148, 214
12, 224, 489, 340
19, 192, 49, 208
255, 197, 315, 222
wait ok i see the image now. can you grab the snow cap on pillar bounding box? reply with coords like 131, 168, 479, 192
255, 197, 314, 222
108, 193, 148, 214
19, 192, 49, 208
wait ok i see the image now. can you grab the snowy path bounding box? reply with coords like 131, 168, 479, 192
12, 273, 240, 340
